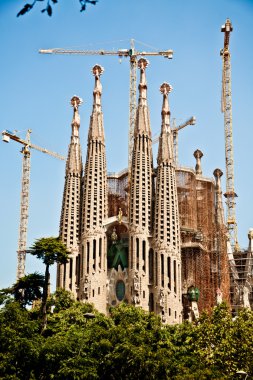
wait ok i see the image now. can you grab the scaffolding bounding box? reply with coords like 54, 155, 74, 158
230, 250, 253, 311
107, 169, 129, 218
176, 167, 230, 313
107, 168, 128, 196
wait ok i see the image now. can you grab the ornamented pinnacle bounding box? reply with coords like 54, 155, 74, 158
160, 82, 173, 95
160, 82, 172, 127
248, 229, 253, 252
213, 168, 223, 193
70, 95, 83, 137
92, 64, 104, 109
157, 82, 174, 164
138, 58, 149, 104
71, 95, 83, 109
213, 168, 225, 225
194, 149, 203, 175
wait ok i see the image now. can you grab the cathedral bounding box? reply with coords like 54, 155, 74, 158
57, 59, 230, 323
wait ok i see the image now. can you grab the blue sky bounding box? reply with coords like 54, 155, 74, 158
0, 0, 253, 289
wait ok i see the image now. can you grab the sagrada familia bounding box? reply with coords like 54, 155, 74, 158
57, 58, 231, 323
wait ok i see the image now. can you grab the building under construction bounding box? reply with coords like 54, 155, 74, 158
56, 53, 235, 323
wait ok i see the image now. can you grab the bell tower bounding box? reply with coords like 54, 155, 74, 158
79, 65, 108, 313
153, 83, 181, 323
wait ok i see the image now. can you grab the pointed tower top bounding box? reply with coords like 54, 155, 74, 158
138, 58, 149, 105
194, 149, 203, 175
157, 82, 174, 164
70, 95, 82, 138
92, 64, 104, 110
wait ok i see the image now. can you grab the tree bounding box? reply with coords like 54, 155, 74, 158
8, 272, 45, 308
0, 301, 43, 379
17, 0, 98, 17
29, 237, 69, 331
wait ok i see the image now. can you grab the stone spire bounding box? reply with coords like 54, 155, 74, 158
134, 58, 151, 137
79, 64, 108, 312
213, 168, 225, 225
88, 64, 105, 142
248, 229, 253, 253
157, 83, 174, 164
153, 82, 181, 324
138, 58, 148, 106
194, 149, 203, 175
129, 58, 154, 311
57, 96, 83, 297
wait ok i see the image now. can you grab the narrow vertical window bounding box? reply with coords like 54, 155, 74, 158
174, 259, 177, 293
167, 256, 171, 290
93, 239, 96, 270
142, 240, 146, 272
69, 258, 73, 278
161, 254, 164, 288
136, 238, 139, 270
99, 237, 102, 269
155, 252, 158, 286
149, 248, 154, 282
149, 293, 154, 312
87, 242, 90, 274
63, 263, 66, 287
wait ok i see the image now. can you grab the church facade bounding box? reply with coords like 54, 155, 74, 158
57, 59, 230, 323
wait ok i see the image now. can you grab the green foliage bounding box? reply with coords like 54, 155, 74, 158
11, 272, 45, 308
29, 237, 69, 266
0, 299, 252, 379
0, 301, 42, 379
48, 288, 75, 313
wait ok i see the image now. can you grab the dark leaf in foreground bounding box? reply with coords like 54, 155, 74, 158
47, 4, 52, 16
17, 3, 33, 17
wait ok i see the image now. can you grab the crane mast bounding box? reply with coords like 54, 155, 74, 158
220, 19, 239, 251
2, 129, 65, 279
17, 130, 31, 280
39, 41, 173, 173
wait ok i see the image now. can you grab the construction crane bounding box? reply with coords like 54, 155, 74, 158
2, 129, 65, 280
152, 116, 196, 165
39, 40, 173, 174
220, 19, 239, 252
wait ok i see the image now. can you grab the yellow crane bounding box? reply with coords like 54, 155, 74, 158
220, 19, 239, 251
152, 116, 196, 165
2, 129, 65, 279
39, 39, 173, 174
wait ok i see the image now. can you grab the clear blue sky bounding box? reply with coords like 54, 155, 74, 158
0, 0, 252, 289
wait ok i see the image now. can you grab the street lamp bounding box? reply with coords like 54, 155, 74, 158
236, 371, 248, 379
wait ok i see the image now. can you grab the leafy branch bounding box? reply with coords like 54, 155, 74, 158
17, 0, 98, 17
